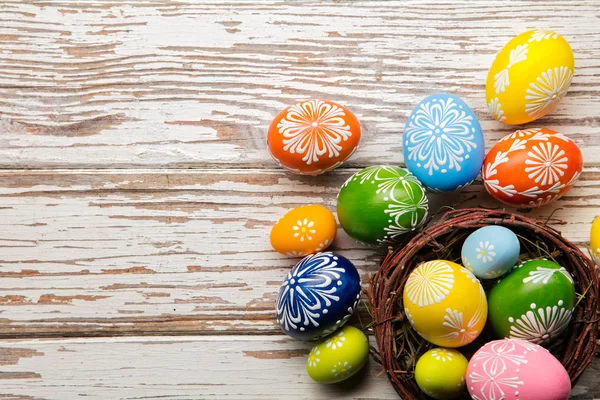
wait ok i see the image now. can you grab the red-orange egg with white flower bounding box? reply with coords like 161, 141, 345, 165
267, 100, 361, 175
482, 128, 583, 207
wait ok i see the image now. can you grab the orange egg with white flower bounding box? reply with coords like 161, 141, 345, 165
270, 205, 337, 257
267, 99, 361, 175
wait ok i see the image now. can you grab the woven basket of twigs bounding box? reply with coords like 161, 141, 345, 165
367, 208, 599, 400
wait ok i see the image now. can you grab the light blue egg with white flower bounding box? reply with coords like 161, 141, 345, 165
461, 225, 520, 279
403, 93, 485, 192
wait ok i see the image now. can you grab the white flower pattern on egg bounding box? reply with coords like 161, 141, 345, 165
525, 66, 573, 120
404, 97, 478, 176
325, 330, 346, 351
307, 348, 321, 368
332, 361, 352, 378
508, 303, 573, 344
404, 260, 455, 307
292, 219, 316, 242
277, 100, 352, 165
475, 241, 496, 264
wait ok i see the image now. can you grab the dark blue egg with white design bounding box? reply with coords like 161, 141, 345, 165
403, 94, 485, 192
276, 252, 361, 341
462, 225, 520, 279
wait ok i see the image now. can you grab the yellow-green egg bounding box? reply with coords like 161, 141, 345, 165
306, 325, 369, 384
415, 348, 468, 399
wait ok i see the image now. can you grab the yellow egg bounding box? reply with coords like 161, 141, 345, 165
415, 348, 468, 400
486, 30, 574, 125
403, 260, 487, 348
270, 204, 336, 257
591, 216, 600, 259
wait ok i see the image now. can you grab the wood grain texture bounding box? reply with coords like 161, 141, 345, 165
0, 335, 598, 399
0, 1, 599, 168
1, 1, 599, 398
0, 168, 598, 337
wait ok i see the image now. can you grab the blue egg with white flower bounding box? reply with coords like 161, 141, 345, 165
276, 252, 361, 341
461, 225, 520, 279
403, 93, 485, 192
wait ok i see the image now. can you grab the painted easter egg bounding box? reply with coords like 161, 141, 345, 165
306, 325, 369, 384
590, 216, 600, 260
482, 128, 583, 207
462, 226, 520, 279
403, 260, 487, 347
415, 348, 468, 400
276, 252, 361, 340
467, 338, 571, 400
488, 259, 575, 345
486, 30, 574, 125
270, 205, 336, 257
267, 99, 361, 175
337, 165, 428, 245
403, 93, 485, 192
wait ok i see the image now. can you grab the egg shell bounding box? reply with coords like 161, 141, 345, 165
403, 93, 485, 192
403, 260, 487, 348
486, 30, 574, 125
306, 325, 369, 384
270, 205, 336, 257
482, 128, 583, 207
467, 338, 571, 400
415, 348, 468, 400
276, 252, 361, 340
267, 99, 361, 175
337, 165, 428, 245
462, 226, 520, 279
488, 259, 575, 345
590, 216, 600, 259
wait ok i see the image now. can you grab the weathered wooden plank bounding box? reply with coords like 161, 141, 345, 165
0, 168, 598, 337
0, 335, 598, 399
0, 1, 599, 168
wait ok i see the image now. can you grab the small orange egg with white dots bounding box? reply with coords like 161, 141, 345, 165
270, 205, 336, 257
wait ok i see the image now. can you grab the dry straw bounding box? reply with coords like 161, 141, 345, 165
367, 208, 599, 400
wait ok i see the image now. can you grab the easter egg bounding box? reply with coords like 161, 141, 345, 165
270, 205, 336, 257
467, 338, 571, 400
306, 325, 369, 384
415, 348, 468, 400
590, 216, 600, 260
488, 259, 575, 345
486, 30, 574, 125
403, 93, 485, 192
403, 260, 487, 347
337, 166, 428, 245
462, 226, 520, 279
482, 128, 583, 207
267, 99, 361, 175
276, 252, 361, 340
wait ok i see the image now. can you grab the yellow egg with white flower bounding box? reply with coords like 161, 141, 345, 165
591, 216, 600, 260
403, 260, 487, 348
415, 348, 468, 400
486, 30, 574, 125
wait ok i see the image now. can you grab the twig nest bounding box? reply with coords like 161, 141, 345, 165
368, 209, 598, 400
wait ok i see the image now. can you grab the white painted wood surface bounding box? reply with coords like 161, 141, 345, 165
0, 1, 598, 399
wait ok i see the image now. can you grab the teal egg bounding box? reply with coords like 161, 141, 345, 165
488, 259, 575, 345
337, 166, 428, 245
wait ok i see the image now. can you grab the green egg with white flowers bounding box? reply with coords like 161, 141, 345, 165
306, 325, 369, 384
337, 165, 428, 245
488, 259, 576, 345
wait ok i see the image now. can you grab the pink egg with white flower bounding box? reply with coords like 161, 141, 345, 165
466, 338, 570, 400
